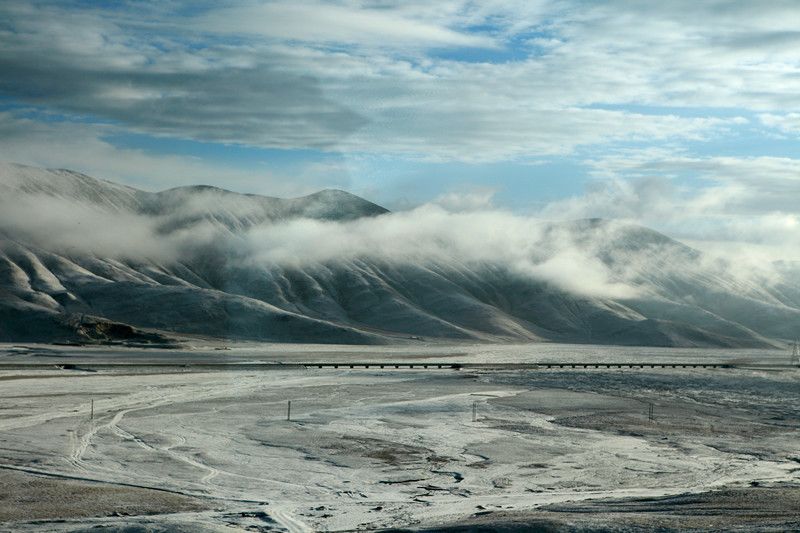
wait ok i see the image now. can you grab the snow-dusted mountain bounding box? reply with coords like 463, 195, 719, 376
1, 162, 798, 347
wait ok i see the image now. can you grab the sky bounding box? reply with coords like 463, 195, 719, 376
1, 1, 800, 259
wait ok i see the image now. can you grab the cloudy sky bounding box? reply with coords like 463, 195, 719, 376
2, 1, 800, 258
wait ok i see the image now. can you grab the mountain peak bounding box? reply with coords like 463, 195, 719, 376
0, 162, 389, 226
301, 188, 357, 198
0, 161, 144, 210
290, 188, 389, 221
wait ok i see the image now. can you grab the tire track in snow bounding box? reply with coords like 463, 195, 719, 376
112, 423, 222, 485
270, 507, 313, 533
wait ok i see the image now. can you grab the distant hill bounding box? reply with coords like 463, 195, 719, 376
1, 162, 797, 348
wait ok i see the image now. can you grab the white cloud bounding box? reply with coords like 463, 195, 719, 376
434, 189, 496, 212
0, 193, 181, 261
3, 1, 800, 163
194, 1, 497, 49
759, 113, 800, 135
587, 152, 800, 213
540, 150, 800, 261
243, 204, 640, 298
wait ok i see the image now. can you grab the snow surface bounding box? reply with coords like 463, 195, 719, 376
0, 344, 798, 531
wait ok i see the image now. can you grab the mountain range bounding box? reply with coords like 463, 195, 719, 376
1, 162, 798, 348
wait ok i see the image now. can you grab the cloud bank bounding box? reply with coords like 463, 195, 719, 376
540, 151, 800, 262
0, 182, 640, 300
1, 1, 796, 160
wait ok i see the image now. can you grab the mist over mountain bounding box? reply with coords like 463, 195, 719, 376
1, 162, 798, 348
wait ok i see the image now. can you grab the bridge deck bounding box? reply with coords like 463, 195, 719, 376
0, 361, 795, 372
303, 362, 797, 370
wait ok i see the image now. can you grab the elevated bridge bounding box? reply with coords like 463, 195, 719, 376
0, 361, 795, 372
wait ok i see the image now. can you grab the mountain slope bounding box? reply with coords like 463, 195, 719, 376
0, 162, 797, 347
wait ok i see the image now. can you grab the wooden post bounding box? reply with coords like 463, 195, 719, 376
472, 401, 477, 423
90, 399, 94, 421
648, 403, 654, 423
287, 400, 291, 421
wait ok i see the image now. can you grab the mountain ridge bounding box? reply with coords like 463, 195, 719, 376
0, 162, 797, 348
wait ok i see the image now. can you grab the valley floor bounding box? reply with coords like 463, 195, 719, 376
0, 343, 797, 532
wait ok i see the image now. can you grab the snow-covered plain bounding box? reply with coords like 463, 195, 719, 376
0, 343, 798, 531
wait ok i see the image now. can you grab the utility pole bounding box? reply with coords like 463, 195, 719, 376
287, 400, 291, 422
90, 399, 94, 421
